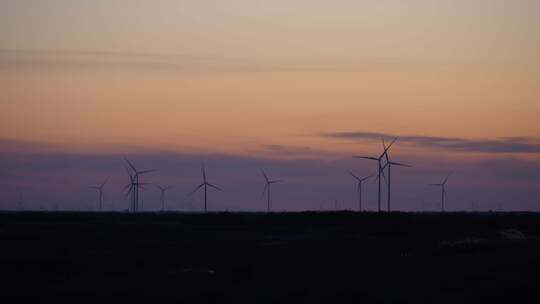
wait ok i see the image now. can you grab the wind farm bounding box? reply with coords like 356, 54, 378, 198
0, 74, 538, 303
1, 1, 540, 303
353, 137, 397, 212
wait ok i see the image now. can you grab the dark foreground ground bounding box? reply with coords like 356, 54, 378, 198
1, 211, 540, 303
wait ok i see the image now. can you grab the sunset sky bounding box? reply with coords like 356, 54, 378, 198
1, 1, 539, 211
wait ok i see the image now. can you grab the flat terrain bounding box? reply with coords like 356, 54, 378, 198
1, 211, 539, 303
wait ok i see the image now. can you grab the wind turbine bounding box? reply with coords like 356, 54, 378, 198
123, 168, 136, 211
429, 173, 451, 212
349, 171, 372, 212
155, 185, 173, 211
190, 162, 223, 212
89, 177, 109, 211
381, 138, 412, 212
124, 157, 157, 212
354, 137, 397, 212
261, 170, 283, 213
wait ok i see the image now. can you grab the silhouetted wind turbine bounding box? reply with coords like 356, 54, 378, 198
124, 157, 157, 212
124, 169, 151, 212
190, 162, 223, 212
261, 170, 283, 212
89, 177, 109, 211
381, 138, 412, 212
155, 185, 173, 211
354, 137, 397, 212
429, 173, 451, 212
123, 167, 135, 211
349, 171, 372, 212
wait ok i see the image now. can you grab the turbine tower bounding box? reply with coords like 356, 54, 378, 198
89, 177, 109, 211
155, 185, 173, 211
190, 162, 223, 212
348, 171, 372, 212
261, 170, 283, 213
354, 137, 397, 212
124, 157, 156, 212
381, 138, 411, 212
429, 173, 451, 212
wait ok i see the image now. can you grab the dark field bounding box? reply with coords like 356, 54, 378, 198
1, 211, 540, 303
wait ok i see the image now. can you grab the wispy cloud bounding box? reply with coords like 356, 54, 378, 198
322, 131, 540, 154
0, 138, 62, 153
256, 144, 325, 158
0, 49, 349, 72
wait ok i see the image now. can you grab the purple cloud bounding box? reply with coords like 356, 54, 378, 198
322, 131, 540, 154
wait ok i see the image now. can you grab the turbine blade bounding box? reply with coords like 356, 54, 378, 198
353, 156, 379, 161
138, 169, 157, 175
189, 183, 205, 196
201, 162, 206, 182
261, 169, 269, 183
443, 172, 452, 184
380, 169, 388, 186
381, 137, 398, 156
124, 157, 137, 172
429, 183, 443, 186
360, 174, 374, 181
261, 184, 268, 197
125, 169, 136, 185
389, 161, 412, 167
207, 183, 224, 192
381, 137, 390, 161
100, 176, 110, 188
270, 180, 283, 184
387, 137, 398, 150
124, 184, 134, 196
349, 171, 361, 181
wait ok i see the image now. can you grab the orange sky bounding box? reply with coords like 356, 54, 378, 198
1, 0, 539, 158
